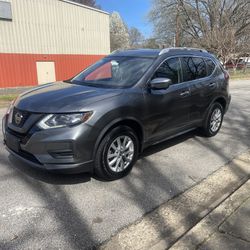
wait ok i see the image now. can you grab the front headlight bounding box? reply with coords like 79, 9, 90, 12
37, 112, 93, 130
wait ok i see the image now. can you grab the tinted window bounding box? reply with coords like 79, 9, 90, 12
181, 57, 207, 82
153, 57, 181, 84
71, 56, 154, 88
204, 58, 216, 76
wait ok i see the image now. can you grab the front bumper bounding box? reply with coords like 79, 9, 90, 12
2, 115, 96, 173
5, 146, 93, 173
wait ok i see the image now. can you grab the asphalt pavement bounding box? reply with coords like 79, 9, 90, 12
102, 151, 250, 250
0, 80, 250, 249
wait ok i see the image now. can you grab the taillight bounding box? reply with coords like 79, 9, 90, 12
224, 70, 230, 80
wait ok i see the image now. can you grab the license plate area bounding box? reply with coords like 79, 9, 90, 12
5, 132, 20, 152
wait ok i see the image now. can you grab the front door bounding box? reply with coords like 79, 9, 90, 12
143, 57, 192, 143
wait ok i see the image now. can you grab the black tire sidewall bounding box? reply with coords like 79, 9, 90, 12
95, 126, 139, 180
205, 103, 224, 137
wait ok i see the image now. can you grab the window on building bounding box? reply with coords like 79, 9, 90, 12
0, 1, 12, 20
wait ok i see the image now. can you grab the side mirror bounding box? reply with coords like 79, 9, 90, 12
149, 78, 171, 90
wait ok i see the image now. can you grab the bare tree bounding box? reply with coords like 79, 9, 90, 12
129, 27, 145, 48
143, 38, 161, 49
110, 12, 130, 51
148, 0, 178, 47
149, 0, 250, 62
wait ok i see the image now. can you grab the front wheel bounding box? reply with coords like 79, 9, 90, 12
201, 102, 224, 137
94, 126, 139, 181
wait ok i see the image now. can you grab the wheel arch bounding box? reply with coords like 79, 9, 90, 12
93, 117, 144, 157
213, 96, 227, 111
202, 95, 227, 124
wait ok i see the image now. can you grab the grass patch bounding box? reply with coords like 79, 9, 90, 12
0, 94, 18, 108
229, 69, 250, 80
0, 94, 18, 102
230, 74, 250, 80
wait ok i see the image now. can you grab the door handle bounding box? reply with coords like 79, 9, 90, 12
180, 90, 190, 96
209, 82, 216, 87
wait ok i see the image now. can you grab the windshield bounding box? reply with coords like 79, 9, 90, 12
70, 56, 154, 88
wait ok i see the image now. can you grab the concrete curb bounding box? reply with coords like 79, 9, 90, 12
169, 180, 250, 250
100, 150, 250, 250
170, 181, 250, 250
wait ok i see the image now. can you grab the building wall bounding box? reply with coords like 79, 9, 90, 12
0, 0, 110, 87
0, 53, 104, 87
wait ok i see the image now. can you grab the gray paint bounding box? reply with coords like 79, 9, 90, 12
2, 49, 230, 174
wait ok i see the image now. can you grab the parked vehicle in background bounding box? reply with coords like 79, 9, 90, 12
225, 57, 250, 70
241, 57, 250, 68
2, 48, 231, 180
225, 59, 245, 70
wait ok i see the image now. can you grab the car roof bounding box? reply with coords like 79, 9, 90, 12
109, 49, 161, 58
109, 48, 212, 59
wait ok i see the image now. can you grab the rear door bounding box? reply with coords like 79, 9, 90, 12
180, 56, 215, 123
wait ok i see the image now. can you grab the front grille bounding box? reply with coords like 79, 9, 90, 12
5, 129, 41, 165
12, 107, 30, 128
7, 125, 41, 145
6, 127, 29, 144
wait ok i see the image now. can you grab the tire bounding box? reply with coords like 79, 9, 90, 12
94, 126, 139, 181
201, 102, 224, 137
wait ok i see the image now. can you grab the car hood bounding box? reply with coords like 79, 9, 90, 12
14, 81, 123, 113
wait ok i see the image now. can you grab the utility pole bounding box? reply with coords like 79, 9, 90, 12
175, 0, 180, 47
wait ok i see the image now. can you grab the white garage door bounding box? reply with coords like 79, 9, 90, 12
36, 61, 56, 85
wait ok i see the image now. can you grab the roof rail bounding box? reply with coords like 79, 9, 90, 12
159, 47, 207, 55
110, 49, 121, 55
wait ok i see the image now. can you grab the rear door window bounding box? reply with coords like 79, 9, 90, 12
181, 57, 207, 82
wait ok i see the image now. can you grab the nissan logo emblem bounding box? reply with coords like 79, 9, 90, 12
14, 112, 23, 125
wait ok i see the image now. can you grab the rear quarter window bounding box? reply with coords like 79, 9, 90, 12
204, 58, 216, 76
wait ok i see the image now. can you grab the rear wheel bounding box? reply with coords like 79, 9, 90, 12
94, 126, 139, 181
201, 102, 224, 137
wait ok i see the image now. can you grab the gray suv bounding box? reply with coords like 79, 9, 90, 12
2, 48, 231, 180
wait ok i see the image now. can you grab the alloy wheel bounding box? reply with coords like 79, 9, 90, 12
107, 135, 135, 173
210, 108, 222, 133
